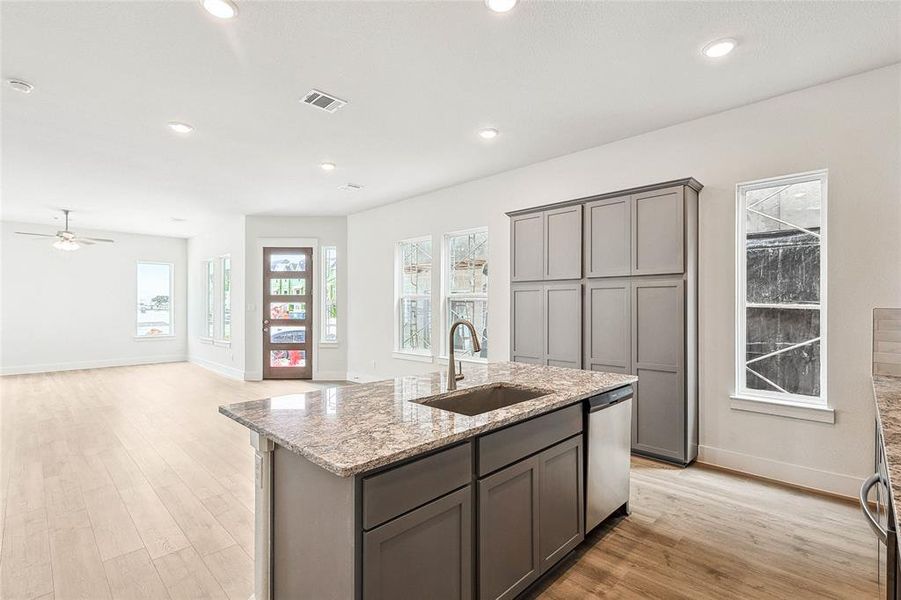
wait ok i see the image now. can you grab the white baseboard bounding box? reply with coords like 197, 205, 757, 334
346, 371, 382, 383
1, 354, 186, 376
697, 444, 864, 499
189, 356, 245, 381
314, 370, 348, 382
244, 370, 262, 382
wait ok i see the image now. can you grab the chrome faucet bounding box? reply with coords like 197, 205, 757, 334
447, 320, 482, 391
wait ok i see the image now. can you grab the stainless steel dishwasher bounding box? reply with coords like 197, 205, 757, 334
585, 385, 633, 532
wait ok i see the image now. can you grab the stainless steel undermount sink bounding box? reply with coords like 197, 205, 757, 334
411, 383, 550, 416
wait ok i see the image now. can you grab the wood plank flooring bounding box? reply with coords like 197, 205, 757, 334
0, 363, 880, 599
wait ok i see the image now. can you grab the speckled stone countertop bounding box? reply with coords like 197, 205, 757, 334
874, 375, 901, 525
220, 362, 636, 477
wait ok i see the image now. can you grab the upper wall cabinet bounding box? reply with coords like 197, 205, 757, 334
543, 206, 582, 280
584, 196, 630, 278
631, 186, 684, 276
511, 206, 582, 282
511, 213, 544, 282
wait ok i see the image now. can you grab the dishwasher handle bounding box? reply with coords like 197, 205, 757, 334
860, 472, 889, 543
588, 386, 633, 412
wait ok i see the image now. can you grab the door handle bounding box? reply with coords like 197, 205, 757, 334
861, 473, 889, 543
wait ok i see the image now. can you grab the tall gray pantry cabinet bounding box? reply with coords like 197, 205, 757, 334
508, 178, 701, 465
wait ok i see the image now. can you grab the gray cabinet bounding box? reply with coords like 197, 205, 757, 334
631, 277, 685, 461
364, 486, 473, 600
511, 213, 544, 282
544, 205, 582, 280
585, 196, 630, 277
584, 279, 630, 374
510, 206, 582, 282
478, 433, 584, 600
478, 456, 539, 600
631, 186, 684, 276
537, 436, 584, 572
508, 178, 701, 466
511, 282, 581, 368
544, 283, 582, 369
511, 284, 544, 364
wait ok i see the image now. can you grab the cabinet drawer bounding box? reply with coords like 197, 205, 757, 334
478, 404, 582, 477
363, 442, 472, 530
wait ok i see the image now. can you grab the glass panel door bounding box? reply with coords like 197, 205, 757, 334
263, 247, 313, 379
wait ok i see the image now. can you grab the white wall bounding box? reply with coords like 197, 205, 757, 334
186, 216, 246, 379
244, 216, 348, 381
0, 222, 187, 374
347, 64, 901, 496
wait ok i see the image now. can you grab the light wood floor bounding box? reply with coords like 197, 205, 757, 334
0, 363, 879, 600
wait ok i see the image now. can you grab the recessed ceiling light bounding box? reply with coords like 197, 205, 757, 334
7, 79, 34, 94
168, 122, 194, 134
702, 38, 737, 58
202, 0, 237, 19
320, 162, 336, 171
485, 0, 517, 13
478, 128, 499, 140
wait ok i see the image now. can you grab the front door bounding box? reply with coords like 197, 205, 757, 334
263, 247, 313, 379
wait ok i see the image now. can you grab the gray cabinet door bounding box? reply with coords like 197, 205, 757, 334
537, 436, 584, 573
584, 196, 630, 278
511, 213, 544, 282
584, 279, 631, 374
631, 277, 685, 461
631, 186, 684, 276
544, 205, 582, 280
544, 283, 581, 369
511, 284, 544, 364
364, 486, 472, 600
478, 457, 539, 600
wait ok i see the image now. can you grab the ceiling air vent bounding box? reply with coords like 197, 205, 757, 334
301, 89, 347, 113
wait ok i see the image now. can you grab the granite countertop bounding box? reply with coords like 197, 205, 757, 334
874, 375, 901, 520
220, 362, 636, 477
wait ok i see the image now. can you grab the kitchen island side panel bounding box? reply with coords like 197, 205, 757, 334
273, 444, 358, 600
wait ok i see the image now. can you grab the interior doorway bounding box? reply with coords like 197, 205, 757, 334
263, 247, 313, 379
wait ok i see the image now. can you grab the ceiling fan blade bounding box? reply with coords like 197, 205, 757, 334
73, 239, 96, 245
78, 237, 115, 243
15, 232, 57, 238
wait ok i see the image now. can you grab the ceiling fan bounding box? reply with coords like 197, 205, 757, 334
15, 209, 114, 251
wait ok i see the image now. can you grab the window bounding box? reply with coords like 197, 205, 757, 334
396, 237, 432, 354
204, 260, 215, 339
220, 256, 231, 341
321, 246, 338, 343
736, 170, 827, 406
444, 229, 488, 360
136, 262, 173, 337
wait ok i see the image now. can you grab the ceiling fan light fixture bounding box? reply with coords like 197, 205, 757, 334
53, 238, 80, 252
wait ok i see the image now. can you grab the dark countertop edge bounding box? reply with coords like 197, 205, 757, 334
219, 376, 637, 478
872, 375, 901, 557
504, 177, 703, 217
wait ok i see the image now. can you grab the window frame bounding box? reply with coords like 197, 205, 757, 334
394, 235, 434, 358
734, 169, 828, 408
135, 261, 175, 339
201, 259, 216, 341
440, 227, 488, 363
219, 255, 231, 343
320, 246, 338, 345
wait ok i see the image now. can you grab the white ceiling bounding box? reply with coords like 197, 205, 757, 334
2, 1, 899, 237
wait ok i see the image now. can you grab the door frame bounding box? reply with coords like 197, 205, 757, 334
251, 237, 322, 380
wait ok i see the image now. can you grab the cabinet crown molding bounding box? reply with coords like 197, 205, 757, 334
505, 177, 703, 217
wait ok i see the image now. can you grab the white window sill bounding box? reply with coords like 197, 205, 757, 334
213, 339, 231, 348
730, 394, 834, 424
393, 351, 434, 363
319, 341, 340, 348
199, 337, 214, 345
134, 335, 176, 341
437, 355, 488, 366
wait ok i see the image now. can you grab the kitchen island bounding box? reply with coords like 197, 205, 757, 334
220, 362, 636, 600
